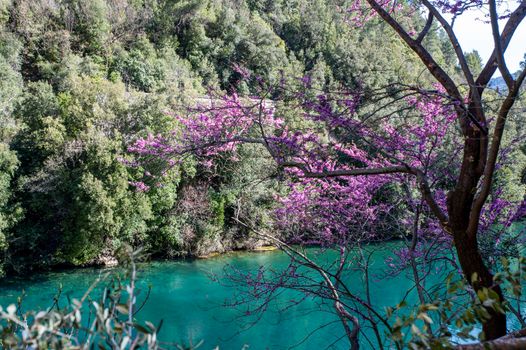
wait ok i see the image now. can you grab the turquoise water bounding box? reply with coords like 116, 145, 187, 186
0, 243, 451, 349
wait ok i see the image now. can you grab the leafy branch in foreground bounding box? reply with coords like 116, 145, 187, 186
0, 247, 203, 350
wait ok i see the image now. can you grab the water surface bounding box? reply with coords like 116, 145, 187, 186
0, 243, 452, 349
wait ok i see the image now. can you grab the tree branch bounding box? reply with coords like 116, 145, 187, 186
364, 0, 463, 103
457, 327, 526, 349
489, 0, 514, 89
279, 162, 450, 227
469, 66, 526, 235
476, 0, 526, 94
232, 219, 362, 350
283, 164, 414, 177
416, 11, 434, 43
421, 0, 476, 89
414, 168, 449, 226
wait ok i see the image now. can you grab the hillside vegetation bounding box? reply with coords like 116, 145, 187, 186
0, 0, 523, 276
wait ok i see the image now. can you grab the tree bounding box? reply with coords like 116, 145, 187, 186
128, 0, 526, 346
358, 0, 526, 340
465, 50, 483, 77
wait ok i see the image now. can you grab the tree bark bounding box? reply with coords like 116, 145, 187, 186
447, 100, 506, 339
452, 229, 507, 339
457, 328, 526, 349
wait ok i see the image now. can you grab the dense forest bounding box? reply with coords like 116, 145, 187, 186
0, 0, 487, 275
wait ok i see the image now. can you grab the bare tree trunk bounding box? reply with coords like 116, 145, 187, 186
457, 328, 526, 349
444, 95, 507, 339
448, 130, 507, 338
453, 229, 507, 339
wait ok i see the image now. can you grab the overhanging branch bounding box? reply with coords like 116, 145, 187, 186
279, 161, 450, 227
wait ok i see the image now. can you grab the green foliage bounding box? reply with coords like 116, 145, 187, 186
0, 144, 19, 277
0, 0, 523, 277
6, 78, 154, 268
0, 30, 22, 141
387, 257, 526, 349
65, 0, 111, 54
466, 50, 483, 77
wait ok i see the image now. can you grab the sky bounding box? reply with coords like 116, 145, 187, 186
450, 1, 526, 74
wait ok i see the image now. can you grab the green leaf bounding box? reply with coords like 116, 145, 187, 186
133, 322, 152, 334
116, 304, 129, 314
417, 312, 433, 324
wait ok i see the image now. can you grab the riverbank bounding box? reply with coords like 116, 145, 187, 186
1, 243, 282, 280
1, 233, 413, 278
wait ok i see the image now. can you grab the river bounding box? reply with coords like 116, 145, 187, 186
0, 242, 460, 349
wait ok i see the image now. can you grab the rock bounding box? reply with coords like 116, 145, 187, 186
96, 254, 119, 267
252, 246, 277, 252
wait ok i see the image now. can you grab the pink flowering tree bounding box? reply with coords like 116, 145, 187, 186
338, 0, 526, 343
127, 79, 523, 347
127, 0, 526, 346
360, 0, 526, 342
